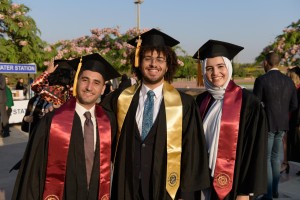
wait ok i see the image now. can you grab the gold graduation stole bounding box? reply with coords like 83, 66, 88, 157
116, 82, 140, 150
163, 82, 182, 199
116, 81, 182, 200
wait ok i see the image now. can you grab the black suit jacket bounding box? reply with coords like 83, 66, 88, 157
253, 69, 298, 131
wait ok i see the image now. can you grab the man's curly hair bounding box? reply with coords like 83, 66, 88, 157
131, 45, 179, 83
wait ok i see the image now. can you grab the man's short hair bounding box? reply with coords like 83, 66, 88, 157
265, 51, 281, 67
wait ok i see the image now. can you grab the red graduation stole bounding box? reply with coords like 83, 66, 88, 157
43, 97, 111, 200
199, 81, 242, 200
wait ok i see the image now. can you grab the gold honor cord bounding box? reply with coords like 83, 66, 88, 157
72, 57, 83, 97
163, 82, 182, 200
114, 82, 140, 164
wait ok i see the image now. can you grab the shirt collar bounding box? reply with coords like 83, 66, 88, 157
268, 67, 279, 72
75, 102, 96, 119
141, 83, 163, 99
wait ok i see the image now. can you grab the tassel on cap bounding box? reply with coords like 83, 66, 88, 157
72, 57, 82, 96
134, 35, 142, 67
197, 50, 204, 87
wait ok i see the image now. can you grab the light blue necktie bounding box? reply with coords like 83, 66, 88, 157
141, 90, 155, 141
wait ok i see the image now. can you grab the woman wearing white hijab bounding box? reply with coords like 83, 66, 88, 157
193, 40, 268, 200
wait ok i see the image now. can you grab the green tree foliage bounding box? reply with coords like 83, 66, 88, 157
0, 0, 50, 68
175, 47, 197, 79
255, 19, 300, 66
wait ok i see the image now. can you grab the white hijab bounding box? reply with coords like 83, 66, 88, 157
202, 56, 233, 176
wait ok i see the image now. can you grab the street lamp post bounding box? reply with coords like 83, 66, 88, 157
134, 0, 144, 34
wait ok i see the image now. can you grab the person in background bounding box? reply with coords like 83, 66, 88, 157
4, 76, 14, 135
103, 28, 210, 200
15, 78, 24, 90
9, 94, 49, 172
31, 59, 75, 111
28, 77, 34, 98
101, 80, 113, 101
12, 53, 120, 200
15, 78, 27, 97
118, 71, 138, 91
0, 73, 8, 138
280, 67, 298, 174
21, 94, 49, 135
112, 77, 119, 90
130, 70, 138, 85
194, 40, 268, 200
118, 73, 131, 90
11, 59, 78, 172
119, 74, 131, 90
253, 51, 297, 200
286, 66, 300, 176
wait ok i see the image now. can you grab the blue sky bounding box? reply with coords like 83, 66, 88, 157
15, 0, 300, 63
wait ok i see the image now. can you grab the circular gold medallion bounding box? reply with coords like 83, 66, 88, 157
101, 194, 110, 200
167, 172, 178, 187
215, 173, 230, 188
44, 195, 59, 200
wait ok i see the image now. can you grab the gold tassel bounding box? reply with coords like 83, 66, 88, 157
72, 57, 83, 96
134, 35, 142, 67
197, 51, 204, 87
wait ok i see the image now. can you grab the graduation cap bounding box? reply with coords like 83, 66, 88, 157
192, 39, 244, 60
192, 40, 243, 87
68, 53, 121, 96
127, 28, 180, 67
54, 59, 73, 70
128, 28, 180, 47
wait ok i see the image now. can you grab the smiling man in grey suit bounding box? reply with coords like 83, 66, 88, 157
253, 51, 298, 200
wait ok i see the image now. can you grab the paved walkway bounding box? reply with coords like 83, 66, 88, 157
0, 125, 28, 200
1, 125, 300, 200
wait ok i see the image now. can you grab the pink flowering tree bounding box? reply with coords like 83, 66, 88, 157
256, 19, 300, 66
46, 27, 191, 74
46, 27, 151, 72
0, 0, 50, 66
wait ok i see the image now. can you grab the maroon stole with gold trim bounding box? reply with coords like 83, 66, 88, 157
199, 81, 242, 200
43, 97, 111, 200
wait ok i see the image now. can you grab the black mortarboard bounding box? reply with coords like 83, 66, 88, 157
128, 28, 179, 67
192, 39, 244, 60
68, 53, 120, 81
54, 59, 73, 70
68, 53, 121, 96
127, 28, 180, 47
